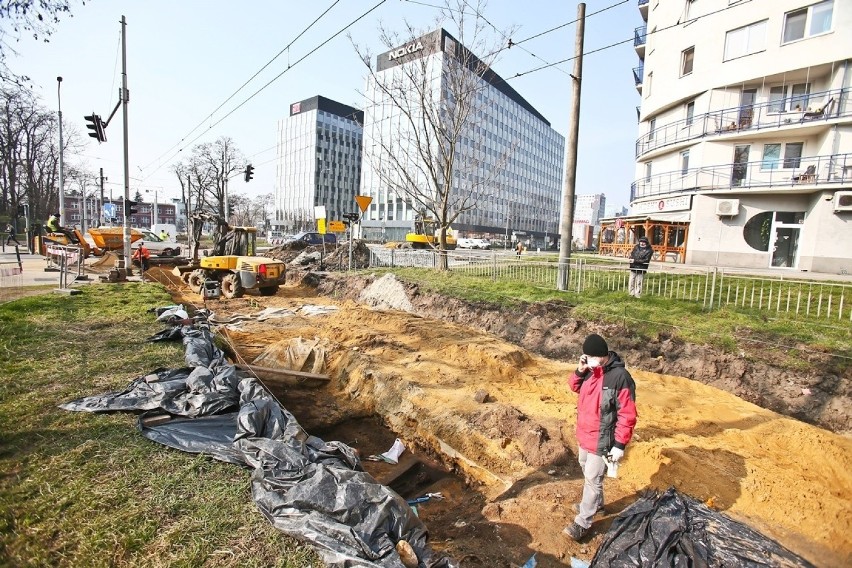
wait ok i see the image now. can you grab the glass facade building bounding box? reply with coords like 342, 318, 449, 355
273, 96, 363, 231
360, 29, 565, 243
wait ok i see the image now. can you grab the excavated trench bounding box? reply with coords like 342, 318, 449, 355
154, 269, 852, 567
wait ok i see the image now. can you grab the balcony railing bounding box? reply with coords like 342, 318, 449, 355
636, 87, 850, 158
633, 65, 644, 87
630, 152, 852, 201
634, 25, 647, 47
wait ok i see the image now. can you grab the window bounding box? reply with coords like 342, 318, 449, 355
648, 118, 656, 141
783, 1, 833, 43
645, 71, 652, 98
783, 142, 803, 168
723, 20, 767, 60
645, 162, 652, 181
769, 83, 810, 112
680, 150, 690, 175
681, 47, 694, 76
762, 142, 805, 170
761, 143, 781, 170
685, 101, 695, 125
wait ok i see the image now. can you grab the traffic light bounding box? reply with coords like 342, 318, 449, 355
342, 212, 359, 225
244, 164, 254, 182
124, 200, 138, 217
84, 113, 106, 143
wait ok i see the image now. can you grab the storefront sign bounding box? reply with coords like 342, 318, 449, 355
632, 195, 691, 215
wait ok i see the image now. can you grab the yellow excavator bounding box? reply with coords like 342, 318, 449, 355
405, 214, 457, 250
174, 213, 286, 299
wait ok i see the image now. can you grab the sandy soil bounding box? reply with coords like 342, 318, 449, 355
159, 274, 852, 567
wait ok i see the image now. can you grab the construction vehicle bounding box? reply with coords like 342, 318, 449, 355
173, 213, 286, 299
37, 226, 149, 258
405, 215, 457, 250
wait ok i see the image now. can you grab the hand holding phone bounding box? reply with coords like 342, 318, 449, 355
578, 354, 589, 372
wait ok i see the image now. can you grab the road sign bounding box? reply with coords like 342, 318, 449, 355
314, 205, 327, 219
328, 221, 346, 233
102, 203, 117, 218
317, 218, 326, 234
354, 195, 372, 213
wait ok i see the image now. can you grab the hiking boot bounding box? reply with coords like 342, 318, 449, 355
562, 522, 588, 541
572, 502, 605, 516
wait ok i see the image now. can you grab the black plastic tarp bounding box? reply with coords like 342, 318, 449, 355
589, 487, 815, 568
61, 326, 455, 568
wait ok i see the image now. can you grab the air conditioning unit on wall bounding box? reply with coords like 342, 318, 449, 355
834, 191, 852, 212
715, 199, 740, 216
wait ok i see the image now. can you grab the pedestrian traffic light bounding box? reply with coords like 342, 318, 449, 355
124, 200, 138, 217
244, 164, 254, 182
84, 113, 107, 143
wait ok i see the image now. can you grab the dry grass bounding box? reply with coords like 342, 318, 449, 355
0, 283, 321, 567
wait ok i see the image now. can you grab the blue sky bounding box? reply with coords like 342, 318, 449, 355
8, 0, 640, 210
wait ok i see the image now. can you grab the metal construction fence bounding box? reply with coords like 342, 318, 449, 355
368, 249, 852, 322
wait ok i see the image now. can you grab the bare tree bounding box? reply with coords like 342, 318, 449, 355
354, 0, 514, 269
0, 84, 80, 224
0, 0, 85, 85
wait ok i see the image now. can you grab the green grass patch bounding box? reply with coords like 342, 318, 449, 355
364, 268, 851, 372
0, 284, 321, 567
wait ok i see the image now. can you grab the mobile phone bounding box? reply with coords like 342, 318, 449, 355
580, 355, 588, 364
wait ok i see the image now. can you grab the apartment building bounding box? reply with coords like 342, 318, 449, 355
628, 0, 850, 273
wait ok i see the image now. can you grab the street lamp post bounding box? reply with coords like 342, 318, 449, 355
57, 77, 65, 220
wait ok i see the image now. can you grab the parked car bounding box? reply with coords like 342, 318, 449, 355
457, 238, 476, 249
131, 230, 182, 257
472, 238, 491, 250
287, 231, 337, 245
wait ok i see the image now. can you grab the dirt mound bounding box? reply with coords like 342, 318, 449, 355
210, 291, 851, 567
265, 240, 371, 271
316, 273, 852, 435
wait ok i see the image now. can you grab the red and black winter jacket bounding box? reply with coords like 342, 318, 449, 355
570, 352, 637, 456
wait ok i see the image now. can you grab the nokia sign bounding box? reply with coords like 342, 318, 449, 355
388, 41, 424, 61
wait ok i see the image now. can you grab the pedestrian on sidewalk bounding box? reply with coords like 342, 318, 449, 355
516, 241, 524, 258
628, 236, 653, 298
5, 223, 21, 247
563, 333, 637, 542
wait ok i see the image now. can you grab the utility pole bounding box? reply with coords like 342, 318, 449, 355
557, 2, 585, 291
120, 15, 132, 273
57, 77, 65, 221
99, 168, 105, 226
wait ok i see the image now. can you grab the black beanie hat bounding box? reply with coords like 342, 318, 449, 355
582, 334, 608, 357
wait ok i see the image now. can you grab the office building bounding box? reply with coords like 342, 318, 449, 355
573, 193, 606, 249
359, 29, 565, 243
273, 96, 364, 231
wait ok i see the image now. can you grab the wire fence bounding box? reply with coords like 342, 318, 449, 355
369, 249, 852, 322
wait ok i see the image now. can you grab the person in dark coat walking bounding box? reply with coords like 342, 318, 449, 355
628, 236, 653, 298
5, 223, 21, 247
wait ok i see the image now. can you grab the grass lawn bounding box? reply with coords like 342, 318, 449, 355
367, 268, 851, 372
0, 284, 321, 567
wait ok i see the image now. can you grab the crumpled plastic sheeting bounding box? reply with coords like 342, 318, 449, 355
589, 487, 814, 568
62, 325, 456, 568
252, 336, 327, 375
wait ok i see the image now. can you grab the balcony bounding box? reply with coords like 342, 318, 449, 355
638, 0, 648, 22
630, 152, 852, 201
636, 87, 850, 158
634, 25, 647, 59
633, 65, 644, 94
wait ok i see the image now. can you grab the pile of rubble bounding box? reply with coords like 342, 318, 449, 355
264, 240, 372, 271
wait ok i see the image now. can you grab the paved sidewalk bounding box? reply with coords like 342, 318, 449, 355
0, 246, 143, 288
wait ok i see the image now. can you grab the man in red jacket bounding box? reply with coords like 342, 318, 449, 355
563, 333, 637, 541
